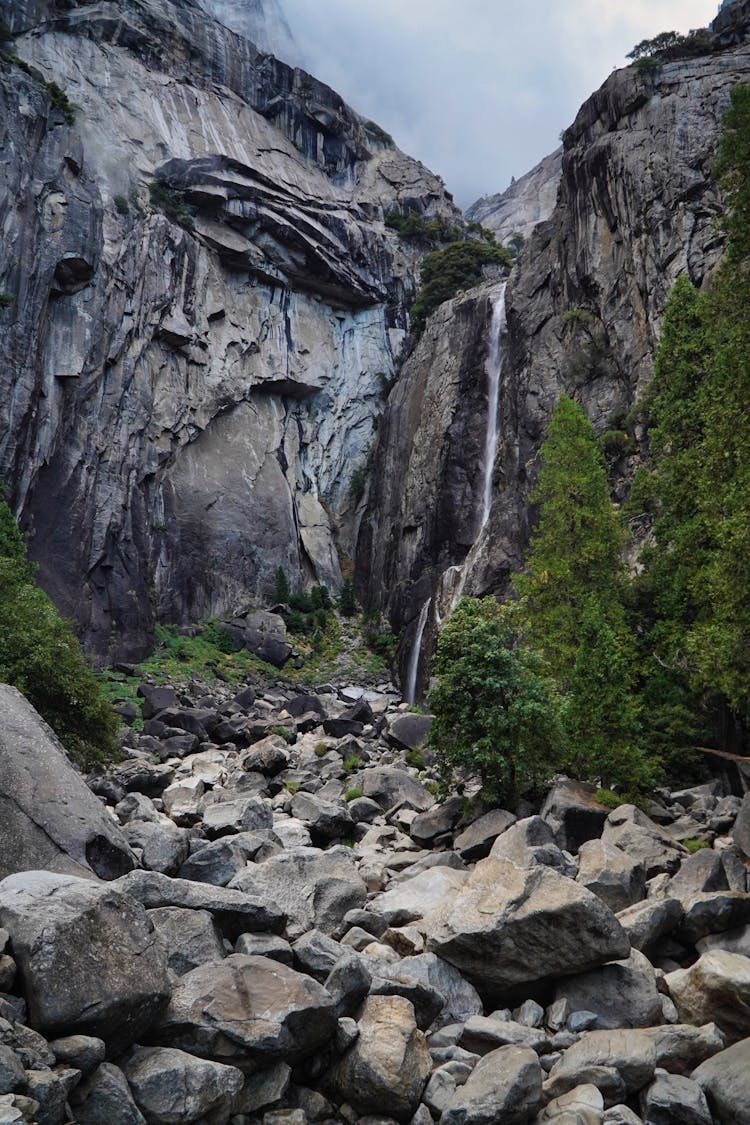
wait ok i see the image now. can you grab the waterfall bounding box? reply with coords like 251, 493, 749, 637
480, 283, 507, 530
405, 598, 431, 703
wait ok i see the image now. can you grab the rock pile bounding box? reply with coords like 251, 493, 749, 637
1, 679, 750, 1123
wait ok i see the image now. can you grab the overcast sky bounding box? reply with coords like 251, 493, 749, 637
279, 0, 720, 207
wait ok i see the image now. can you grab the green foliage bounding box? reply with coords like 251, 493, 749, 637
560, 599, 656, 791
362, 610, 398, 664
342, 754, 361, 776
594, 788, 623, 810
284, 781, 300, 795
428, 598, 561, 805
350, 464, 369, 503
41, 80, 76, 124
684, 837, 710, 854
627, 30, 712, 64
339, 578, 357, 618
599, 429, 634, 459
270, 724, 296, 745
200, 620, 242, 654
514, 395, 626, 685
410, 240, 511, 336
633, 83, 750, 749
0, 293, 13, 308
149, 180, 195, 230
273, 566, 291, 604
314, 741, 329, 757
405, 747, 426, 770
113, 193, 130, 216
385, 210, 462, 246
0, 500, 118, 768
344, 786, 363, 802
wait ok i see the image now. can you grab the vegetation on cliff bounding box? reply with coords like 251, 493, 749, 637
0, 499, 118, 768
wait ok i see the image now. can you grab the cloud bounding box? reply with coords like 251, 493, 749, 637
277, 0, 719, 207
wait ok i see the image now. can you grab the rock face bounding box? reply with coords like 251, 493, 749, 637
0, 0, 457, 661
359, 10, 750, 685
465, 147, 563, 245
0, 685, 136, 881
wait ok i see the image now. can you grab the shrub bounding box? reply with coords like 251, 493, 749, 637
344, 786, 363, 802
41, 80, 76, 125
594, 787, 622, 810
314, 741, 329, 757
0, 293, 13, 308
342, 754, 360, 776
350, 464, 368, 503
405, 747, 426, 770
200, 620, 241, 654
684, 837, 710, 854
364, 120, 393, 146
410, 240, 511, 336
599, 429, 635, 459
270, 725, 296, 745
113, 193, 130, 216
428, 598, 561, 805
339, 579, 357, 618
273, 566, 290, 604
149, 180, 195, 231
0, 499, 119, 768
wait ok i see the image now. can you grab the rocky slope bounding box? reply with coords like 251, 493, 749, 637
0, 0, 457, 663
359, 6, 750, 696
2, 678, 750, 1123
464, 148, 562, 247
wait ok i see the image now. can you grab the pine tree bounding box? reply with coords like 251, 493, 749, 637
513, 394, 626, 685
561, 599, 654, 790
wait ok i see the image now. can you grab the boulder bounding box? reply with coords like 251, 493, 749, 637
666, 950, 750, 1043
229, 847, 366, 938
373, 867, 467, 927
453, 808, 517, 861
360, 767, 435, 812
667, 849, 728, 901
733, 793, 750, 858
147, 907, 226, 977
289, 792, 353, 842
0, 685, 136, 881
410, 797, 464, 846
601, 807, 686, 878
122, 818, 190, 876
0, 872, 169, 1053
379, 952, 482, 1029
177, 834, 270, 887
114, 869, 285, 940
328, 996, 431, 1120
422, 857, 630, 997
48, 1034, 105, 1076
541, 780, 610, 853
533, 1084, 604, 1124
692, 1036, 750, 1124
553, 950, 663, 1031
122, 1046, 244, 1124
440, 1045, 542, 1125
69, 1062, 147, 1125
201, 796, 273, 838
677, 891, 750, 945
616, 898, 683, 953
639, 1069, 711, 1125
576, 840, 646, 914
156, 955, 336, 1068
459, 1015, 550, 1056
490, 816, 577, 877
386, 714, 432, 752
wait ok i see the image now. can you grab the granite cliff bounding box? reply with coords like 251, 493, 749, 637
0, 0, 457, 662
358, 3, 750, 695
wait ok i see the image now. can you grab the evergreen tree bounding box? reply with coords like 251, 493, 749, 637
428, 598, 561, 805
513, 394, 626, 685
273, 566, 290, 604
561, 599, 654, 790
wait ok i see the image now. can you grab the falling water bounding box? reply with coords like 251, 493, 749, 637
405, 598, 431, 703
480, 283, 507, 530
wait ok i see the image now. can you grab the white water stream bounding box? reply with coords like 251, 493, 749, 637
480, 283, 507, 530
405, 597, 431, 704
404, 282, 507, 701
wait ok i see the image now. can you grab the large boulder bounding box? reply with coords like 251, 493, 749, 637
602, 806, 686, 878
453, 808, 517, 861
329, 995, 430, 1120
122, 1046, 244, 1124
229, 847, 366, 939
533, 1084, 604, 1124
666, 951, 750, 1043
440, 1045, 542, 1125
373, 867, 468, 928
69, 1062, 147, 1125
692, 1036, 750, 1125
639, 1070, 711, 1125
0, 685, 136, 881
360, 767, 436, 812
114, 870, 285, 940
553, 950, 663, 1031
541, 779, 609, 853
421, 857, 630, 997
155, 955, 336, 1068
576, 840, 646, 914
0, 872, 170, 1053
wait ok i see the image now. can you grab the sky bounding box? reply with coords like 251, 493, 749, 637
278, 0, 721, 208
